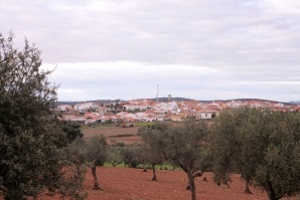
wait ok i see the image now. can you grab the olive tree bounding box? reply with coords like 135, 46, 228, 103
209, 108, 259, 192
106, 145, 123, 167
85, 134, 107, 190
140, 123, 168, 181
254, 111, 300, 200
66, 134, 107, 191
121, 143, 141, 168
165, 121, 209, 200
0, 32, 85, 199
210, 107, 300, 200
60, 121, 84, 142
141, 121, 210, 200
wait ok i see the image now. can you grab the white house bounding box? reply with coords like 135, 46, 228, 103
123, 104, 148, 111
56, 104, 73, 112
74, 102, 100, 112
197, 110, 217, 120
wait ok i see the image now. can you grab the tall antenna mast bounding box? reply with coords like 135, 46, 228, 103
156, 84, 159, 106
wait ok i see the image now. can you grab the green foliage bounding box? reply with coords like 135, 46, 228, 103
85, 134, 107, 166
0, 32, 85, 199
141, 121, 210, 173
210, 107, 300, 200
209, 109, 245, 185
115, 142, 126, 147
121, 144, 141, 168
253, 112, 300, 199
65, 135, 108, 191
66, 134, 110, 167
64, 138, 87, 165
60, 121, 84, 142
163, 121, 209, 174
139, 123, 169, 168
106, 145, 123, 167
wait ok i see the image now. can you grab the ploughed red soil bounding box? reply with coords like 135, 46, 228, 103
39, 167, 278, 200
82, 126, 141, 144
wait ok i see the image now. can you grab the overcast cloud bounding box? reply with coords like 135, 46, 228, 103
1, 0, 300, 102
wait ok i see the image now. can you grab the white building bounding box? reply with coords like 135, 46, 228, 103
74, 102, 100, 112
56, 104, 73, 112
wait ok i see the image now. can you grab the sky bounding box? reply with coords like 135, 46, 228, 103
1, 0, 300, 102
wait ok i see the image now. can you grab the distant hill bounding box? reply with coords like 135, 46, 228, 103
55, 97, 294, 106
148, 97, 194, 102
289, 101, 300, 105
55, 97, 194, 105
207, 98, 283, 103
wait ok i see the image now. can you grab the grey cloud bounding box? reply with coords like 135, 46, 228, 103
2, 0, 300, 101
3, 0, 299, 68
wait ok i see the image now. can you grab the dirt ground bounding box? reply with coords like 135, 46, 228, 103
40, 167, 274, 200
82, 126, 141, 144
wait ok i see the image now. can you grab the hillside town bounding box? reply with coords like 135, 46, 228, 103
55, 97, 300, 125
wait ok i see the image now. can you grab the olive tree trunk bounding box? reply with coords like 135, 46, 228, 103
188, 173, 196, 200
264, 181, 279, 200
186, 172, 202, 199
152, 164, 157, 181
244, 179, 252, 194
91, 160, 101, 190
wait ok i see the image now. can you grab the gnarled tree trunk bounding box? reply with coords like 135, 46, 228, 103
244, 179, 252, 194
91, 160, 101, 190
264, 181, 279, 200
188, 173, 196, 200
152, 164, 157, 181
186, 172, 202, 200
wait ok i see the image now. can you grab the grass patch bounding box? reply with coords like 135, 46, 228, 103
103, 162, 127, 168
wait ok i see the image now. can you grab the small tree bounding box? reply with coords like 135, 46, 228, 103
140, 123, 168, 181
164, 120, 209, 200
121, 144, 141, 168
141, 121, 209, 200
106, 145, 123, 167
84, 134, 107, 190
139, 144, 162, 180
